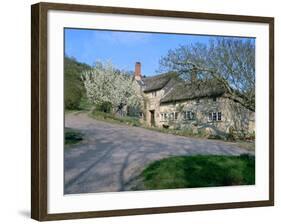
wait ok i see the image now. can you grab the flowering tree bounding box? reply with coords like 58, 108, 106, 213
81, 62, 141, 114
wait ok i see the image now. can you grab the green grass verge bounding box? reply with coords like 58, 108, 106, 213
91, 111, 141, 127
140, 154, 255, 190
65, 128, 83, 145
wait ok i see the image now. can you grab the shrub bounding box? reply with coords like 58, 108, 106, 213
64, 80, 83, 110
207, 134, 223, 140
246, 132, 255, 141
65, 128, 83, 145
226, 126, 236, 141
96, 101, 112, 113
78, 97, 92, 110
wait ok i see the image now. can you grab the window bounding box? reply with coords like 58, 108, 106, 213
160, 112, 179, 121
160, 113, 171, 121
209, 112, 212, 121
170, 113, 174, 120
152, 91, 157, 97
218, 112, 222, 121
169, 112, 179, 120
182, 111, 187, 120
209, 112, 222, 121
175, 112, 178, 120
212, 112, 217, 121
213, 97, 217, 102
182, 111, 195, 120
160, 113, 164, 121
189, 111, 195, 120
196, 99, 200, 104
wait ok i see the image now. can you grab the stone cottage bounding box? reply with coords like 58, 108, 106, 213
134, 62, 255, 136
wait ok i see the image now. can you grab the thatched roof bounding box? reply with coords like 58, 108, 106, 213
141, 72, 178, 92
160, 79, 226, 103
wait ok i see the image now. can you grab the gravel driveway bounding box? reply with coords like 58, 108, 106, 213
64, 112, 252, 194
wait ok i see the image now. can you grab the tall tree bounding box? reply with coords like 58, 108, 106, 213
159, 38, 255, 111
81, 62, 141, 114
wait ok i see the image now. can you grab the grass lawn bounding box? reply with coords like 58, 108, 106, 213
140, 154, 255, 190
65, 128, 83, 145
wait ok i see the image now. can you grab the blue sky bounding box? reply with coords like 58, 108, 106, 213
65, 28, 253, 76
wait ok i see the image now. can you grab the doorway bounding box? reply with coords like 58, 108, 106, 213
149, 110, 155, 126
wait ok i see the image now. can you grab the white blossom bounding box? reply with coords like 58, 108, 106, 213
81, 62, 141, 112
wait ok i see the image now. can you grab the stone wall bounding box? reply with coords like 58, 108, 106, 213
143, 89, 165, 126
157, 96, 255, 135
141, 79, 178, 127
137, 78, 255, 136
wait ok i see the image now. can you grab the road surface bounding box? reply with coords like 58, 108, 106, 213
64, 112, 252, 194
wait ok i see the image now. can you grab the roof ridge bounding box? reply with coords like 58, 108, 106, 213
160, 79, 226, 103
142, 72, 176, 80
141, 72, 178, 93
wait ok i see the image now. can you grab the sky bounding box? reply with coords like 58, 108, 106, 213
64, 28, 253, 76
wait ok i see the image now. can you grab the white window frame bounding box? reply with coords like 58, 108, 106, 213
212, 112, 217, 121
161, 112, 178, 121
208, 112, 213, 121
209, 112, 222, 121
188, 111, 195, 120
218, 112, 222, 121
160, 113, 164, 121
182, 111, 195, 120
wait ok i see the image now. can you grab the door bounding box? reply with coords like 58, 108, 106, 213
150, 110, 155, 126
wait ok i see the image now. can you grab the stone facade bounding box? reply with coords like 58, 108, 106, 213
149, 95, 254, 135
134, 62, 255, 136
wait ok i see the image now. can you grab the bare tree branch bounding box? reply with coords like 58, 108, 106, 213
159, 37, 255, 111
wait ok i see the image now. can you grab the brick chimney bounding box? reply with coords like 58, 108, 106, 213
135, 62, 141, 80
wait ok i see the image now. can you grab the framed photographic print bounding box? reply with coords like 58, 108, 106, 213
31, 2, 274, 221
